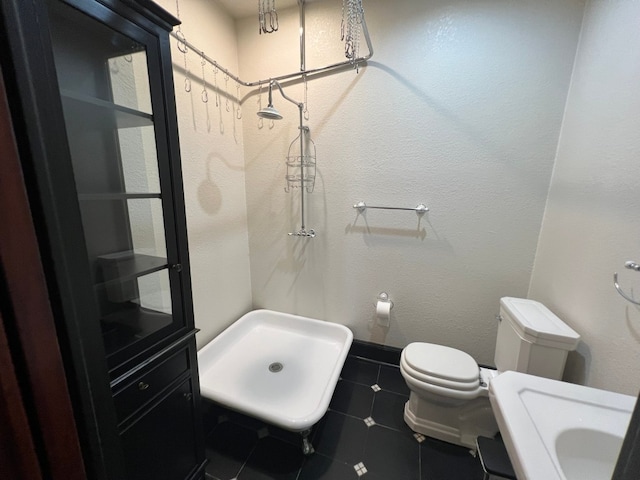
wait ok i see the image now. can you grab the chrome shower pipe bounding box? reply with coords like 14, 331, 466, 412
297, 104, 306, 233
299, 0, 306, 72
169, 1, 373, 89
267, 80, 312, 236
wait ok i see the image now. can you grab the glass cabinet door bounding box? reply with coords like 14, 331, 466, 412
46, 1, 184, 368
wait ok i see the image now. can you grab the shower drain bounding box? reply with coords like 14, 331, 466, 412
268, 362, 283, 373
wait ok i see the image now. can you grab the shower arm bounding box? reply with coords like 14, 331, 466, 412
269, 80, 303, 112
268, 80, 314, 238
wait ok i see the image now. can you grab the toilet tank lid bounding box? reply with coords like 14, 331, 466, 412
500, 297, 580, 349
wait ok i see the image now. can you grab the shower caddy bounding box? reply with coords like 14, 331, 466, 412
285, 126, 316, 194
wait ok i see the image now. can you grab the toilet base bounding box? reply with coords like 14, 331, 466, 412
403, 392, 498, 450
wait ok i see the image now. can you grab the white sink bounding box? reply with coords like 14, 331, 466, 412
489, 371, 636, 479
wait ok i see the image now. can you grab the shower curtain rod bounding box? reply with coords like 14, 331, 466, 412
168, 1, 373, 89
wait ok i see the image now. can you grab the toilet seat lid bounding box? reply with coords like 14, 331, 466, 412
403, 342, 479, 384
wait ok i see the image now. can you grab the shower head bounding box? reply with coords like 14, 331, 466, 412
257, 81, 283, 120
257, 104, 283, 120
256, 80, 302, 120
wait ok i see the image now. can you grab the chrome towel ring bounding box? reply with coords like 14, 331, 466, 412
613, 261, 640, 306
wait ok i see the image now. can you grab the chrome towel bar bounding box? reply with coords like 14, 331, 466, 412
353, 201, 429, 215
613, 261, 640, 306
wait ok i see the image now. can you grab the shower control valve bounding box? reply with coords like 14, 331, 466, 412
288, 229, 316, 237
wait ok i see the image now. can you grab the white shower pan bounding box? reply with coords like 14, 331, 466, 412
197, 309, 353, 452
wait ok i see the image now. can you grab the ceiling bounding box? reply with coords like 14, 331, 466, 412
217, 0, 312, 20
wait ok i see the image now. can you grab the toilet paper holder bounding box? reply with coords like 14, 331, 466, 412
376, 292, 393, 309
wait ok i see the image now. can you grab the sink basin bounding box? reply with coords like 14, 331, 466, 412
556, 428, 623, 479
489, 371, 636, 479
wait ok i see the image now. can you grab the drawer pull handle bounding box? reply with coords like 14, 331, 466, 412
183, 392, 193, 401
138, 381, 150, 391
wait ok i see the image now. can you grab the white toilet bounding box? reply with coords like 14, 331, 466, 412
400, 297, 580, 449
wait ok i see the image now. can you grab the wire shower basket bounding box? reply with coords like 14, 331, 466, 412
285, 126, 316, 193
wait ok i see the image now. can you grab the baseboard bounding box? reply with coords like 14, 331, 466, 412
348, 339, 402, 366
349, 339, 497, 370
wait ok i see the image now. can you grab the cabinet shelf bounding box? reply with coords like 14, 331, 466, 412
101, 304, 173, 356
97, 252, 167, 288
79, 192, 162, 201
61, 89, 154, 129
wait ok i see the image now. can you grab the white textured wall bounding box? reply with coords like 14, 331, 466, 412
154, 0, 253, 347
237, 0, 584, 366
154, 0, 640, 394
529, 0, 640, 395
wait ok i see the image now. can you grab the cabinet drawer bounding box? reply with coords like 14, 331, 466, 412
113, 348, 189, 423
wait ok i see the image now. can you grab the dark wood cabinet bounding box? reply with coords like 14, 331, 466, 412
0, 0, 206, 478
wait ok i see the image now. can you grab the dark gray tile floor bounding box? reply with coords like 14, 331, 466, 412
203, 356, 485, 480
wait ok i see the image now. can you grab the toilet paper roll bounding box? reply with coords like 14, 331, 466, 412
376, 301, 391, 327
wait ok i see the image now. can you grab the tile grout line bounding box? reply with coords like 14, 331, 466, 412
418, 434, 422, 480
340, 358, 408, 396
370, 364, 381, 418
327, 407, 412, 436
232, 438, 259, 480
294, 460, 303, 480
349, 354, 401, 369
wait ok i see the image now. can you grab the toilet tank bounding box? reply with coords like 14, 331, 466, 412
493, 297, 580, 380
